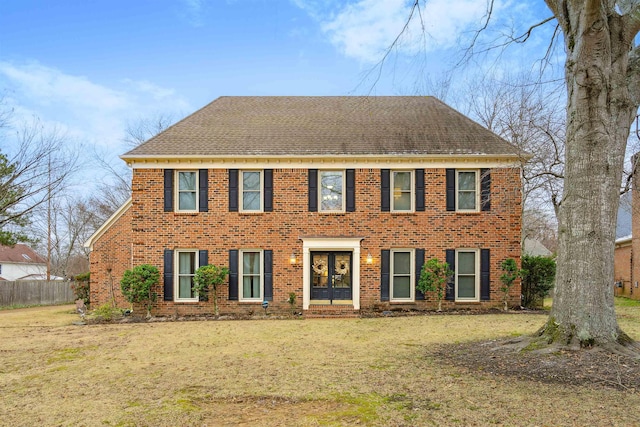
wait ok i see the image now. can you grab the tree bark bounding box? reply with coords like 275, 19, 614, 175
543, 0, 640, 349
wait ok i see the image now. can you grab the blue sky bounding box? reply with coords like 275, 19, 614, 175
0, 0, 554, 179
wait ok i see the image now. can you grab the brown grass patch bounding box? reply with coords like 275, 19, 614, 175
1, 303, 639, 426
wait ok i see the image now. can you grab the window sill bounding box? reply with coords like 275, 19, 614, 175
390, 211, 416, 215
455, 211, 481, 215
238, 300, 264, 304
454, 300, 481, 304
238, 212, 265, 215
174, 300, 199, 303
317, 212, 346, 215
390, 301, 416, 304
173, 211, 198, 216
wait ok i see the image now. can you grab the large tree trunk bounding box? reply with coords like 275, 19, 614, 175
542, 1, 640, 350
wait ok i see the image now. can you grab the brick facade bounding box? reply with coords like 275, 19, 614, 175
89, 166, 523, 316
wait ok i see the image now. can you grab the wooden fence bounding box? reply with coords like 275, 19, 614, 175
0, 281, 76, 307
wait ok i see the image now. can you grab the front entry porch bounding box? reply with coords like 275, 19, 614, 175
301, 237, 363, 311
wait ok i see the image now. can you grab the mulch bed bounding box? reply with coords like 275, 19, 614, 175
432, 339, 640, 391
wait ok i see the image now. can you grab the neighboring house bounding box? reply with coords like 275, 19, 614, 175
614, 153, 640, 299
85, 96, 524, 316
0, 244, 47, 281
523, 238, 552, 257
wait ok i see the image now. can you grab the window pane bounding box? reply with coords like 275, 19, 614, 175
243, 192, 260, 210
393, 252, 411, 275
393, 276, 411, 298
458, 276, 476, 298
243, 252, 260, 274
179, 192, 197, 210
458, 192, 476, 210
394, 193, 411, 211
458, 172, 476, 191
179, 276, 194, 298
320, 171, 343, 211
458, 252, 476, 274
243, 171, 260, 191
179, 172, 196, 191
178, 252, 195, 274
243, 276, 260, 298
394, 171, 411, 191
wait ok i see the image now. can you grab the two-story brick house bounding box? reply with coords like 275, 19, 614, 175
86, 96, 524, 316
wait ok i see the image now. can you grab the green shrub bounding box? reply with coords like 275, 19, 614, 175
120, 264, 159, 318
192, 264, 229, 316
93, 302, 121, 322
521, 255, 556, 308
499, 258, 522, 311
417, 258, 453, 311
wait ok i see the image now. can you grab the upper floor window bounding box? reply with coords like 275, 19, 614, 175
240, 250, 263, 301
391, 170, 414, 212
176, 249, 199, 301
319, 170, 345, 212
456, 170, 479, 212
391, 249, 414, 301
177, 171, 198, 212
240, 170, 263, 212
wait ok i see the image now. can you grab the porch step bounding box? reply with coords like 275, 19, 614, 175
304, 305, 360, 319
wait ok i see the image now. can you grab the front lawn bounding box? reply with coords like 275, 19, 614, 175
0, 300, 639, 426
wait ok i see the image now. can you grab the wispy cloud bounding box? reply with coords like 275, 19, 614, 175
0, 61, 190, 150
180, 0, 207, 27
294, 0, 508, 63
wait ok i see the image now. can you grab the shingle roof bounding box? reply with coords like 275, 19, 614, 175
0, 244, 46, 264
122, 96, 521, 159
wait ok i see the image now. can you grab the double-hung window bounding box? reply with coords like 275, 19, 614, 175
319, 170, 345, 212
391, 170, 413, 212
456, 170, 479, 212
240, 170, 262, 212
456, 249, 479, 301
177, 171, 198, 212
176, 250, 198, 301
391, 249, 414, 301
240, 250, 263, 301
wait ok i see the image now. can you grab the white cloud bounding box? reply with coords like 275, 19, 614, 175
180, 0, 206, 27
296, 0, 506, 63
0, 61, 190, 151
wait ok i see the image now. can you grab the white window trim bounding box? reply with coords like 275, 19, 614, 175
390, 249, 415, 302
239, 170, 263, 213
175, 170, 198, 213
390, 170, 414, 212
455, 169, 480, 212
175, 249, 199, 302
318, 170, 346, 213
455, 249, 480, 302
239, 249, 264, 302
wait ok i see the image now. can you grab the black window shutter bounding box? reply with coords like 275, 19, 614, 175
415, 169, 425, 212
164, 169, 174, 212
308, 169, 318, 212
481, 169, 491, 211
445, 249, 455, 300
415, 248, 425, 300
446, 169, 456, 211
163, 249, 174, 301
381, 169, 390, 212
198, 250, 209, 301
199, 169, 208, 212
199, 250, 208, 267
264, 169, 273, 212
346, 169, 356, 212
480, 249, 491, 300
228, 250, 239, 300
264, 250, 273, 301
229, 169, 239, 212
381, 250, 390, 301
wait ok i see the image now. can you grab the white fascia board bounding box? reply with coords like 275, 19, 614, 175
84, 198, 132, 250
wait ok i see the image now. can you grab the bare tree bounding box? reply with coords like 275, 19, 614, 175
384, 1, 640, 353
0, 117, 77, 246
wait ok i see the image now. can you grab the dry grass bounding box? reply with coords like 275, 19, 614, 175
1, 302, 639, 426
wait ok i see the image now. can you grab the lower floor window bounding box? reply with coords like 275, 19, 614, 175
176, 250, 198, 301
241, 250, 263, 301
391, 249, 414, 301
456, 249, 479, 301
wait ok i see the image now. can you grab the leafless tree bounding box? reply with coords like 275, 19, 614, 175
384, 0, 640, 354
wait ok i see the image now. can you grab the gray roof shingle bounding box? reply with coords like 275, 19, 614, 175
122, 96, 521, 159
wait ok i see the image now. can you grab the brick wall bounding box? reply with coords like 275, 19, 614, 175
91, 167, 523, 315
